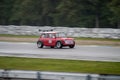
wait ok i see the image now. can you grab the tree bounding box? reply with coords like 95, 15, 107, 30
0, 0, 14, 25
52, 0, 90, 27
10, 0, 58, 26
52, 0, 111, 28
87, 0, 111, 28
109, 0, 120, 28
0, 0, 119, 28
40, 0, 58, 26
52, 0, 78, 27
10, 0, 43, 25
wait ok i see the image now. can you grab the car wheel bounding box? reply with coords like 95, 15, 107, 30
69, 45, 75, 48
56, 41, 62, 48
51, 46, 54, 48
37, 41, 43, 48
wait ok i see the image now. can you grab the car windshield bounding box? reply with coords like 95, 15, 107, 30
56, 32, 66, 38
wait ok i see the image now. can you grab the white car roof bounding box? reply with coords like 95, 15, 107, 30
40, 31, 64, 34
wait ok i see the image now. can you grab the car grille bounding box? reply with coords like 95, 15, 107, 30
65, 40, 74, 44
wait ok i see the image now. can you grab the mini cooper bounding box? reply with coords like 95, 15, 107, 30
37, 31, 75, 48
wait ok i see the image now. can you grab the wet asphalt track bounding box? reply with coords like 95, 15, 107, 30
0, 42, 120, 62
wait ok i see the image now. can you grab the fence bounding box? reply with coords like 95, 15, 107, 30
0, 69, 120, 80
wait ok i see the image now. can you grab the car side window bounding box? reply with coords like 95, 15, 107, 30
41, 34, 46, 38
41, 34, 48, 38
49, 34, 55, 38
45, 34, 49, 38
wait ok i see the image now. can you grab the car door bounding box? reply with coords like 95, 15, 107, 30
47, 33, 56, 46
40, 33, 48, 46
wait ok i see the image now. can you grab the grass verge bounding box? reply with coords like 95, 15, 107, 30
0, 34, 38, 38
0, 34, 120, 41
76, 37, 120, 42
0, 56, 120, 75
0, 34, 120, 46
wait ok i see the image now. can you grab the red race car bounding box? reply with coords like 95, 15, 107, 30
37, 31, 75, 48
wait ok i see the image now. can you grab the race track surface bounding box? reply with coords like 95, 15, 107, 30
0, 42, 120, 62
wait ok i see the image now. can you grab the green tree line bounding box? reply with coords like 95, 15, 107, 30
0, 0, 120, 28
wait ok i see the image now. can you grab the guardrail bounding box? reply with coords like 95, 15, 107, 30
0, 25, 120, 39
0, 69, 120, 80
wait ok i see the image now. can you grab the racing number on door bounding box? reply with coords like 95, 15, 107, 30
48, 40, 52, 43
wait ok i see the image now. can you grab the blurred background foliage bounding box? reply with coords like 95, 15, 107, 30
0, 0, 120, 28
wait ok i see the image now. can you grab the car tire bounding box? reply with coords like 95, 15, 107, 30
69, 45, 75, 48
37, 41, 43, 48
56, 41, 62, 48
51, 46, 54, 48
